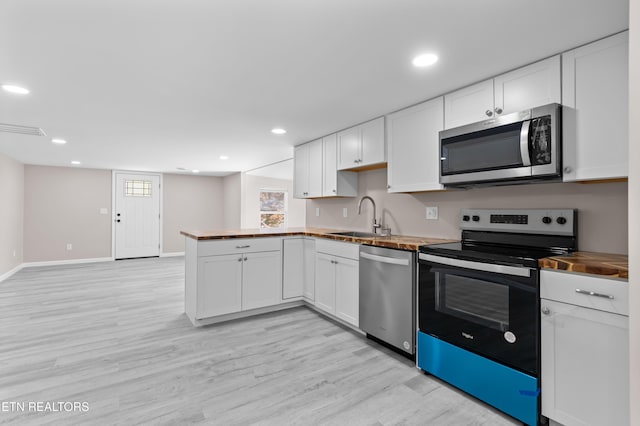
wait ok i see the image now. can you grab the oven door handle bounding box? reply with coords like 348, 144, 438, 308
419, 253, 532, 278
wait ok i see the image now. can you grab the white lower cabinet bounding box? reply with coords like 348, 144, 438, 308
186, 237, 283, 323
540, 270, 629, 426
282, 237, 316, 301
241, 250, 282, 310
196, 254, 242, 319
315, 240, 359, 327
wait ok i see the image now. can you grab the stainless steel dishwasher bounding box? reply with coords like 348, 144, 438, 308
359, 245, 416, 356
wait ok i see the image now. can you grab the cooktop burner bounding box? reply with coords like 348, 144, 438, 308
420, 208, 578, 268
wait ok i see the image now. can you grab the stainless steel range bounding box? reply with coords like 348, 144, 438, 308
417, 208, 577, 426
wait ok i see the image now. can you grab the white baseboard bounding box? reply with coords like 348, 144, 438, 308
0, 264, 24, 283
22, 257, 114, 268
160, 252, 185, 257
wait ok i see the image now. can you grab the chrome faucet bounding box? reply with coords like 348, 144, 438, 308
358, 195, 381, 234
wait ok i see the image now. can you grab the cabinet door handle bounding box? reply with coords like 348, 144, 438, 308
235, 245, 250, 249
237, 257, 242, 262
563, 166, 573, 173
485, 109, 493, 117
494, 107, 503, 115
244, 257, 248, 261
541, 306, 551, 315
575, 288, 614, 299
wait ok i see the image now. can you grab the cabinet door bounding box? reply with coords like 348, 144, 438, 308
334, 257, 359, 327
494, 55, 561, 116
322, 134, 338, 197
282, 239, 304, 299
242, 251, 282, 310
337, 126, 361, 170
293, 144, 309, 198
307, 139, 323, 197
302, 238, 316, 301
315, 252, 335, 314
387, 97, 444, 192
444, 79, 494, 129
196, 254, 242, 319
562, 31, 629, 181
541, 299, 629, 426
360, 117, 386, 167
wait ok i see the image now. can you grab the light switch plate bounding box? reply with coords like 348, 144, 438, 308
316, 207, 320, 217
426, 206, 438, 220
99, 207, 108, 215
343, 208, 348, 218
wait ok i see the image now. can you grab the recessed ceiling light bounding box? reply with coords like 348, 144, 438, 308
412, 53, 438, 67
71, 160, 81, 165
51, 138, 67, 145
1, 84, 30, 94
192, 169, 200, 173
271, 128, 287, 135
219, 155, 229, 160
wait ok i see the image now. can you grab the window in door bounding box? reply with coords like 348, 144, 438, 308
259, 189, 287, 229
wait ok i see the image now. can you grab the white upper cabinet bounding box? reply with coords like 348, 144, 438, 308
387, 97, 445, 192
562, 31, 629, 182
293, 139, 323, 198
322, 134, 357, 197
494, 55, 561, 116
444, 79, 495, 129
337, 117, 385, 170
444, 55, 561, 129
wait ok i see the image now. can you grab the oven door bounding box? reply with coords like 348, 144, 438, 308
418, 253, 539, 376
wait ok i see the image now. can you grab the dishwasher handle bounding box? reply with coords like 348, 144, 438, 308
360, 251, 410, 266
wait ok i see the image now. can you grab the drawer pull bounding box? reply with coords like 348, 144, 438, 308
575, 288, 614, 300
235, 245, 251, 249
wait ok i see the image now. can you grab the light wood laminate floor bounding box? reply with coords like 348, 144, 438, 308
0, 257, 520, 425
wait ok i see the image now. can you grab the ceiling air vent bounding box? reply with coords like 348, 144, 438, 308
0, 123, 46, 136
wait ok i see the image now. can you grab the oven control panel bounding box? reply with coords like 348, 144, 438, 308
460, 209, 576, 236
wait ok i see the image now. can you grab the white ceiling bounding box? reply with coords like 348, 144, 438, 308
0, 0, 629, 176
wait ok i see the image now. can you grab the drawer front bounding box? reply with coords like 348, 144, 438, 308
315, 238, 359, 260
197, 237, 282, 257
540, 270, 628, 316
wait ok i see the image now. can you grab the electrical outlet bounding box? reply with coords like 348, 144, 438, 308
343, 207, 348, 218
315, 207, 320, 217
13, 249, 16, 257
66, 243, 73, 251
99, 207, 108, 215
426, 206, 438, 220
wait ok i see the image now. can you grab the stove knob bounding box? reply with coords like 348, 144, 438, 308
556, 217, 567, 225
472, 215, 480, 222
462, 215, 470, 222
542, 216, 552, 224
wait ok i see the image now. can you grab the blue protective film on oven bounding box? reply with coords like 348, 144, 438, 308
417, 331, 539, 426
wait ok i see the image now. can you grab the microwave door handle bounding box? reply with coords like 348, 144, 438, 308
520, 120, 531, 167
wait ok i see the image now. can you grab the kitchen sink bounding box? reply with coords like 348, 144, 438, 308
328, 231, 383, 238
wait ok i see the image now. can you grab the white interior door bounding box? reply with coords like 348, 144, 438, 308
114, 172, 160, 259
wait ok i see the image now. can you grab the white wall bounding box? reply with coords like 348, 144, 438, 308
628, 0, 638, 423
223, 172, 242, 229
306, 169, 628, 254
162, 173, 224, 253
24, 165, 112, 262
0, 153, 24, 278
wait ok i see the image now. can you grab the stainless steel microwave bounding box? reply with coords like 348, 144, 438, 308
439, 103, 561, 187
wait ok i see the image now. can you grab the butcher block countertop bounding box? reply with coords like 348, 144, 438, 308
180, 227, 455, 251
539, 251, 629, 280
